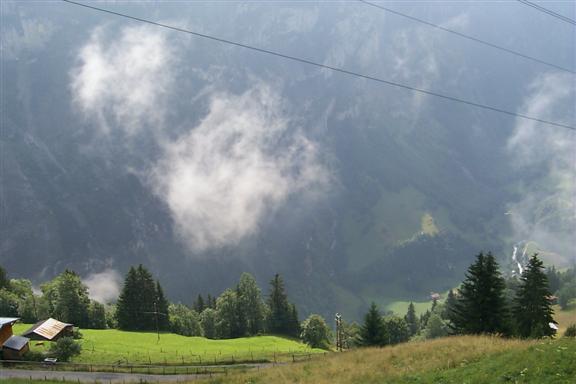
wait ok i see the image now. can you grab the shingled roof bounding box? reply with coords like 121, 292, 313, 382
23, 318, 73, 341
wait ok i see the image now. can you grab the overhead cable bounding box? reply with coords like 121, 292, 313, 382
61, 0, 575, 131
358, 0, 574, 74
516, 0, 576, 25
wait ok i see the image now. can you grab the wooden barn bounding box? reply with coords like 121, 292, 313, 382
23, 318, 74, 342
0, 317, 30, 360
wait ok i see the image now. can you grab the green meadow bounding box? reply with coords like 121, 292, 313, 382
11, 324, 324, 365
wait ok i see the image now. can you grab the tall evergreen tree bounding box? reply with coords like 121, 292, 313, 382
452, 252, 509, 335
443, 289, 458, 326
404, 302, 419, 337
0, 265, 9, 290
155, 281, 170, 331
116, 265, 158, 331
267, 274, 291, 335
513, 254, 556, 338
194, 294, 205, 313
359, 302, 383, 346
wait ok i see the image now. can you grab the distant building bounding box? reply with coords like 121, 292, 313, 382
22, 318, 74, 342
0, 317, 30, 360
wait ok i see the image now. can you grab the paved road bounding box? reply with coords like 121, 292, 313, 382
0, 368, 212, 383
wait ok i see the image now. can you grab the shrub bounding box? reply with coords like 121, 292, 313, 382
49, 337, 81, 362
23, 350, 45, 362
300, 314, 331, 349
564, 324, 576, 338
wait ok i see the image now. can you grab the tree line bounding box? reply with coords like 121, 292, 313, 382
357, 252, 572, 347
0, 264, 332, 348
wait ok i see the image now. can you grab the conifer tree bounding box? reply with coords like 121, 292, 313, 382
267, 274, 291, 334
452, 252, 509, 335
513, 254, 556, 338
194, 294, 205, 313
359, 302, 383, 346
404, 302, 419, 337
116, 265, 159, 331
155, 281, 170, 331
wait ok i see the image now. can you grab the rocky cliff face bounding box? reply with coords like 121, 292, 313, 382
1, 1, 574, 319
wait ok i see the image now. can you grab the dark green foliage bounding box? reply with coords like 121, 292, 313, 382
116, 265, 166, 331
23, 350, 45, 362
41, 270, 91, 327
237, 273, 265, 336
169, 303, 202, 336
215, 289, 240, 338
513, 254, 556, 338
558, 283, 576, 310
50, 336, 81, 362
442, 289, 458, 325
266, 274, 299, 337
9, 279, 38, 323
381, 315, 410, 345
452, 252, 509, 335
0, 288, 19, 316
89, 301, 107, 329
423, 312, 449, 339
155, 281, 170, 331
564, 324, 576, 338
359, 302, 383, 346
300, 314, 331, 349
193, 294, 205, 313
546, 266, 561, 294
0, 265, 9, 290
404, 302, 419, 337
200, 308, 217, 339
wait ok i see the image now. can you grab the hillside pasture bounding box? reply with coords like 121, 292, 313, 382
11, 324, 323, 365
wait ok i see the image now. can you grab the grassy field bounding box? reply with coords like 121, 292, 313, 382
200, 336, 575, 384
554, 303, 576, 334
11, 324, 324, 365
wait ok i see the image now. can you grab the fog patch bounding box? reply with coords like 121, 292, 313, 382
83, 269, 122, 304
71, 25, 173, 135
507, 72, 576, 264
150, 85, 329, 252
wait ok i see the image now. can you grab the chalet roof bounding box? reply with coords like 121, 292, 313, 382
23, 318, 73, 341
2, 335, 29, 351
0, 317, 20, 328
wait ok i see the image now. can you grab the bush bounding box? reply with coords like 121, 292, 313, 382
564, 324, 576, 338
22, 350, 45, 362
300, 314, 331, 349
49, 337, 81, 362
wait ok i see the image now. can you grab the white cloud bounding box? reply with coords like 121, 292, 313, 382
507, 72, 576, 263
150, 85, 328, 252
83, 269, 122, 304
71, 25, 172, 135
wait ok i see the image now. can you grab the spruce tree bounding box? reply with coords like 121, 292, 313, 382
267, 274, 291, 335
452, 252, 509, 335
155, 281, 170, 331
513, 254, 556, 338
194, 294, 205, 313
404, 302, 419, 337
359, 302, 383, 346
116, 265, 158, 331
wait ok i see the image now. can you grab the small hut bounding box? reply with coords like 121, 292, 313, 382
23, 318, 74, 342
2, 335, 30, 360
0, 317, 30, 360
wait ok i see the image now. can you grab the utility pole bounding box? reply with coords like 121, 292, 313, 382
335, 313, 343, 352
154, 301, 160, 343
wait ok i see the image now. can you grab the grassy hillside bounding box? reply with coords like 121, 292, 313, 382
11, 324, 323, 365
200, 336, 575, 384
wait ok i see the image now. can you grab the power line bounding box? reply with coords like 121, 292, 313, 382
358, 0, 575, 74
516, 0, 576, 26
61, 0, 575, 131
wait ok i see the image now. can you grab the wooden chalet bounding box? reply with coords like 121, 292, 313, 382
22, 318, 73, 342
